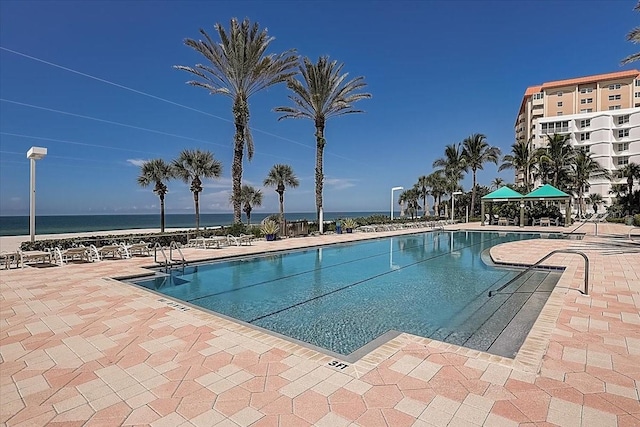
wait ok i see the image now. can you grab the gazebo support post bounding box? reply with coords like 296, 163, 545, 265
565, 201, 571, 227
519, 200, 525, 228
481, 201, 485, 226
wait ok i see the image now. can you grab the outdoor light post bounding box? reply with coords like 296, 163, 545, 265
27, 146, 47, 242
451, 191, 463, 221
391, 186, 403, 221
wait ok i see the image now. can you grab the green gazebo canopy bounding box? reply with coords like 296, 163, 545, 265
523, 184, 570, 200
481, 186, 523, 201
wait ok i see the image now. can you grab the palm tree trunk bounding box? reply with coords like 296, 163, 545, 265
194, 191, 200, 232
278, 190, 285, 232
160, 194, 165, 233
471, 169, 477, 216
232, 98, 247, 224
628, 176, 634, 214
423, 195, 427, 217
314, 119, 326, 230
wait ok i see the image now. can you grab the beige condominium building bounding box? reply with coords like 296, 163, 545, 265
515, 69, 640, 208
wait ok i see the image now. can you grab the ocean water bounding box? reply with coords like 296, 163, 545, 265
0, 212, 387, 236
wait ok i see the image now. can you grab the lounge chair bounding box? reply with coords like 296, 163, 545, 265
19, 249, 54, 268
227, 234, 254, 246
189, 236, 226, 249
89, 244, 127, 261
531, 218, 541, 226
122, 241, 150, 257
498, 217, 508, 226
1, 251, 18, 269
52, 246, 93, 265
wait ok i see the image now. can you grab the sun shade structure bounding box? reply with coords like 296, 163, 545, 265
524, 184, 572, 226
523, 184, 571, 200
481, 186, 524, 201
480, 187, 526, 227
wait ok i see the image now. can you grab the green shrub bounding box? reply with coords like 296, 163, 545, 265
634, 214, 640, 227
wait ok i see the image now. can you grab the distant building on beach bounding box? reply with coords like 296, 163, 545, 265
515, 69, 640, 207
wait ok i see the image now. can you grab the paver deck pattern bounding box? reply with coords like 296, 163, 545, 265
1, 222, 639, 426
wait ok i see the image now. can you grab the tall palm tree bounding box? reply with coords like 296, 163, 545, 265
433, 143, 467, 216
427, 171, 447, 217
621, 2, 640, 64
399, 189, 420, 220
490, 177, 505, 190
461, 133, 501, 215
586, 193, 603, 214
172, 149, 222, 232
539, 133, 575, 190
618, 162, 640, 214
233, 185, 263, 225
137, 159, 174, 233
415, 175, 430, 216
175, 18, 298, 224
569, 151, 610, 217
275, 56, 371, 232
263, 164, 299, 230
498, 138, 538, 192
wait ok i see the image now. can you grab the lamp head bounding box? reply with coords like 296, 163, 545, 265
27, 147, 47, 160
392, 186, 403, 191
452, 191, 463, 195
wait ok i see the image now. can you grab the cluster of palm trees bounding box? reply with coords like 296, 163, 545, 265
137, 150, 299, 233
399, 133, 640, 219
174, 18, 370, 231
399, 134, 501, 218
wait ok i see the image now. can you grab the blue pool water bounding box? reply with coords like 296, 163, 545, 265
133, 231, 551, 356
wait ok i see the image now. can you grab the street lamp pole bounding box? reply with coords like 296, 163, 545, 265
451, 191, 463, 222
27, 147, 47, 242
391, 186, 403, 221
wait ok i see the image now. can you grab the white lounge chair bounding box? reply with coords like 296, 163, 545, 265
189, 236, 226, 249
227, 234, 254, 246
122, 241, 150, 257
89, 244, 127, 261
19, 249, 54, 268
52, 246, 93, 265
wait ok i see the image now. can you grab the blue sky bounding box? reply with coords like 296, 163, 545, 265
0, 0, 638, 216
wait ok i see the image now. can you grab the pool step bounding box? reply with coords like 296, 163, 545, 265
435, 270, 560, 358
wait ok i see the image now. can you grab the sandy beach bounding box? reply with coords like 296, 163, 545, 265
0, 227, 193, 252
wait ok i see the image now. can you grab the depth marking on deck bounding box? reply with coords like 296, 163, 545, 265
328, 360, 349, 370
158, 298, 190, 312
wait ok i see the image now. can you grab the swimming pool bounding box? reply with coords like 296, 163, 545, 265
132, 231, 560, 359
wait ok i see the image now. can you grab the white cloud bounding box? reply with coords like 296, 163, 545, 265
324, 177, 358, 190
126, 158, 147, 167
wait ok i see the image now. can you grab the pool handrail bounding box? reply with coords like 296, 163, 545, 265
169, 241, 186, 267
488, 249, 589, 297
153, 242, 169, 267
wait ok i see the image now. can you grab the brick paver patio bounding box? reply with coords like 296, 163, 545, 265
1, 222, 639, 426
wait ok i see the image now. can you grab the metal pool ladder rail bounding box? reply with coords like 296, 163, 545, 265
169, 241, 186, 267
489, 250, 589, 297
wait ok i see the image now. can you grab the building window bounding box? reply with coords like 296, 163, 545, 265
579, 87, 593, 94
608, 83, 622, 90
533, 93, 543, 100
580, 98, 593, 104
541, 120, 569, 134
636, 80, 640, 87
609, 105, 622, 110
618, 115, 630, 124
579, 119, 591, 127
557, 101, 563, 107
580, 108, 593, 113
635, 92, 640, 98
618, 156, 629, 165
618, 142, 629, 151
608, 94, 622, 101
580, 132, 591, 141
557, 92, 563, 96
581, 146, 591, 153
557, 112, 563, 116
618, 129, 630, 138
